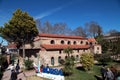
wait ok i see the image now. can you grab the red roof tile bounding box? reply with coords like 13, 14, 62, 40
88, 38, 96, 42
7, 44, 17, 48
39, 33, 86, 39
41, 44, 90, 50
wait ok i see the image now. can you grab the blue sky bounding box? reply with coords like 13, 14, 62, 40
0, 0, 120, 45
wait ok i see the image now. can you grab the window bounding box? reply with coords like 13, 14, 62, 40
86, 42, 88, 45
83, 49, 85, 52
97, 47, 99, 50
71, 55, 74, 60
59, 50, 62, 54
76, 55, 79, 61
90, 42, 92, 45
61, 40, 64, 44
67, 41, 71, 45
58, 56, 61, 64
51, 57, 54, 65
73, 41, 76, 45
81, 41, 83, 44
50, 40, 55, 44
95, 42, 97, 44
65, 56, 67, 59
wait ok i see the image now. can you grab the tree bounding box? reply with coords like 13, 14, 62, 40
96, 35, 109, 54
97, 53, 112, 65
63, 47, 74, 75
36, 20, 52, 33
72, 26, 87, 37
43, 21, 53, 33
0, 9, 38, 60
0, 54, 6, 67
36, 19, 72, 35
80, 53, 94, 71
24, 59, 33, 70
63, 47, 73, 57
63, 57, 75, 75
35, 19, 42, 33
0, 54, 6, 79
36, 20, 53, 34
85, 21, 102, 38
53, 23, 65, 34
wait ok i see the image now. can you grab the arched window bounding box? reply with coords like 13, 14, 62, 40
59, 50, 62, 54
83, 49, 85, 52
73, 41, 76, 45
86, 42, 88, 45
90, 42, 92, 45
58, 56, 61, 64
76, 55, 79, 61
51, 57, 54, 65
65, 56, 67, 59
81, 41, 83, 44
50, 40, 55, 44
97, 47, 99, 50
71, 55, 74, 60
61, 40, 64, 44
67, 41, 71, 45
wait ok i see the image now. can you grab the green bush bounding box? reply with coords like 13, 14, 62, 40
97, 54, 113, 65
24, 59, 33, 70
0, 71, 3, 80
63, 57, 75, 75
0, 54, 6, 66
59, 59, 65, 65
80, 53, 94, 71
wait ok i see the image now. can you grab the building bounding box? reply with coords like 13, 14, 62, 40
8, 33, 101, 66
88, 38, 102, 54
103, 32, 120, 42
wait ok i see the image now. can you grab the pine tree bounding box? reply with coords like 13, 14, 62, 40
0, 9, 38, 59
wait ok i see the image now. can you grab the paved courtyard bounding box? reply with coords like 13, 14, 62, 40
2, 69, 36, 80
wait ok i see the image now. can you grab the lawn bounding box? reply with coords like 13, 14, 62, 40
65, 65, 101, 80
65, 61, 120, 80
25, 61, 119, 80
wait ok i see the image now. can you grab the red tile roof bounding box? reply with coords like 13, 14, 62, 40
7, 44, 17, 48
39, 33, 86, 39
41, 44, 90, 50
88, 38, 96, 42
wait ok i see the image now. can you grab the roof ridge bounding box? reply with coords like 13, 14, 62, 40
39, 33, 85, 39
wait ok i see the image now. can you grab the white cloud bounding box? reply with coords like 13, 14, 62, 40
34, 1, 73, 20
34, 6, 63, 19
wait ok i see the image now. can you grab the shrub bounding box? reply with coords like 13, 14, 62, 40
24, 59, 33, 70
96, 53, 113, 65
63, 57, 75, 75
0, 68, 3, 80
0, 54, 6, 66
80, 53, 94, 71
59, 59, 65, 65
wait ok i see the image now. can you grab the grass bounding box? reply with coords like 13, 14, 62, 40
65, 65, 101, 80
25, 61, 119, 80
65, 61, 120, 80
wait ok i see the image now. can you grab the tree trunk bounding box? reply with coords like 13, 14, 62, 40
23, 42, 25, 61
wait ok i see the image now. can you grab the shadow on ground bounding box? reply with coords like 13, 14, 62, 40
94, 75, 102, 80
76, 66, 85, 71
